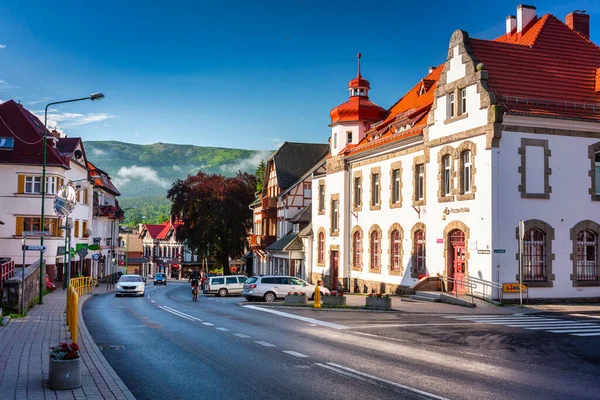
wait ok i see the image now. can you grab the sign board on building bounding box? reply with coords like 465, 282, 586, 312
493, 249, 506, 253
88, 245, 100, 251
436, 238, 444, 244
22, 245, 46, 251
477, 249, 491, 254
503, 283, 527, 293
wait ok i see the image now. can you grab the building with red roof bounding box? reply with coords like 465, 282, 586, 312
311, 5, 600, 301
139, 219, 186, 279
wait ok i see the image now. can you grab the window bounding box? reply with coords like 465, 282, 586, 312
353, 177, 362, 208
391, 230, 401, 271
523, 229, 546, 281
414, 230, 426, 274
392, 169, 401, 204
333, 132, 337, 148
18, 217, 58, 236
347, 131, 352, 144
261, 277, 275, 284
595, 152, 600, 195
25, 176, 42, 194
415, 164, 424, 200
317, 231, 325, 264
461, 150, 471, 193
459, 88, 467, 115
238, 277, 247, 284
106, 238, 112, 247
45, 177, 57, 195
303, 182, 311, 198
290, 277, 304, 285
371, 173, 379, 205
353, 231, 362, 268
576, 230, 598, 281
318, 184, 325, 213
331, 199, 339, 232
443, 155, 451, 196
448, 92, 455, 118
74, 220, 80, 237
212, 278, 224, 285
82, 221, 88, 237
226, 277, 237, 284
370, 230, 380, 269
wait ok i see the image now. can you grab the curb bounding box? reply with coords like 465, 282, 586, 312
78, 292, 136, 400
1, 315, 10, 326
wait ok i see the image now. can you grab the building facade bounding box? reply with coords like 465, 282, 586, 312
139, 220, 184, 279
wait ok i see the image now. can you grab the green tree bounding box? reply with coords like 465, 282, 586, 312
255, 159, 266, 192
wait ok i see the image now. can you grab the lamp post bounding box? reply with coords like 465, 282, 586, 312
122, 207, 137, 272
39, 93, 105, 305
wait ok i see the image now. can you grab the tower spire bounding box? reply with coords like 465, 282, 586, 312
357, 52, 362, 78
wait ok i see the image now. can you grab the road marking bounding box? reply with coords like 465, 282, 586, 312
282, 351, 308, 358
161, 306, 203, 322
151, 300, 155, 303
571, 332, 600, 336
315, 363, 450, 400
546, 327, 600, 333
349, 323, 489, 329
202, 322, 214, 326
215, 327, 229, 331
442, 315, 543, 320
511, 323, 598, 329
158, 306, 195, 321
233, 333, 250, 338
569, 313, 600, 319
255, 341, 275, 347
243, 305, 348, 329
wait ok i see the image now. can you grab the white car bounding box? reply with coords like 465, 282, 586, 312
203, 275, 248, 296
242, 275, 330, 302
115, 274, 145, 297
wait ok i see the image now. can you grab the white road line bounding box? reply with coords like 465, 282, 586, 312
474, 319, 556, 325
161, 306, 203, 322
571, 332, 600, 337
282, 351, 309, 358
158, 306, 195, 321
255, 341, 275, 347
569, 313, 600, 319
546, 327, 600, 333
243, 305, 348, 329
513, 324, 599, 329
202, 322, 214, 326
349, 323, 484, 329
215, 327, 229, 331
316, 363, 450, 400
442, 315, 542, 320
233, 333, 250, 338
504, 320, 589, 326
151, 300, 155, 303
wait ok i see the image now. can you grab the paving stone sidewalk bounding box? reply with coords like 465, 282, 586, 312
0, 286, 135, 400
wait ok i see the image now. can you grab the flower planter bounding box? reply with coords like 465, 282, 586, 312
49, 356, 81, 390
322, 296, 346, 306
366, 296, 392, 310
284, 295, 308, 305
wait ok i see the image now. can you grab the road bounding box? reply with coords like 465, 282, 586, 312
83, 281, 600, 400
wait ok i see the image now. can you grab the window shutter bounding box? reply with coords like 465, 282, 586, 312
74, 220, 80, 237
17, 175, 25, 193
15, 217, 24, 236
56, 219, 63, 237
82, 221, 88, 236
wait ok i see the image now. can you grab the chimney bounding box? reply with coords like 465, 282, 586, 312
517, 4, 537, 34
428, 66, 436, 73
566, 11, 590, 39
506, 15, 516, 37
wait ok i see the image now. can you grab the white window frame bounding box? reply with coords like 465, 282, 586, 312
25, 176, 42, 194
392, 169, 401, 204
331, 200, 339, 232
443, 155, 451, 196
459, 88, 467, 115
354, 177, 361, 207
595, 152, 600, 195
371, 173, 380, 205
462, 151, 472, 193
448, 92, 455, 119
416, 164, 424, 200
347, 131, 352, 144
333, 132, 337, 149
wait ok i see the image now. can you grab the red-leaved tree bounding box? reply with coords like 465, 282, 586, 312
167, 171, 256, 275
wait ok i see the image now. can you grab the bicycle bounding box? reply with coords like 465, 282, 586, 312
191, 281, 199, 301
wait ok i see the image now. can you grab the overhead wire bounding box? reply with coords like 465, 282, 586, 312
0, 115, 43, 145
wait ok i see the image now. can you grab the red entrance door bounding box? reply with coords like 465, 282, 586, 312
331, 251, 339, 291
449, 230, 466, 294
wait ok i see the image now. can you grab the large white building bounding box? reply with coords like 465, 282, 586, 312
312, 6, 600, 300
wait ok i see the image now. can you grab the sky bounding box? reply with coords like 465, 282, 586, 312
1, 0, 599, 151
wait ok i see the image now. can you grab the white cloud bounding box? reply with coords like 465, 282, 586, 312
268, 137, 284, 148
219, 151, 271, 175
33, 110, 116, 130
0, 80, 18, 91
92, 148, 106, 155
0, 45, 5, 49
172, 165, 181, 171
112, 165, 170, 189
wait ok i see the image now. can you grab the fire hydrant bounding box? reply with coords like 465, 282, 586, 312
313, 285, 321, 309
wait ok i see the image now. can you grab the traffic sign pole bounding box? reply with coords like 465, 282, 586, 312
21, 237, 26, 315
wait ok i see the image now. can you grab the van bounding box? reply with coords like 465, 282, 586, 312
203, 275, 248, 296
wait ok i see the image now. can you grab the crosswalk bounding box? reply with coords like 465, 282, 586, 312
442, 314, 600, 337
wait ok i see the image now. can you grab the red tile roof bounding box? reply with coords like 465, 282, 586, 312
87, 162, 121, 196
0, 100, 69, 168
142, 219, 182, 240
329, 96, 387, 125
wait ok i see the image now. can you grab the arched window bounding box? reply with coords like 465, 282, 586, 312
317, 232, 325, 264
370, 230, 380, 269
353, 231, 362, 268
523, 229, 546, 281
391, 230, 401, 271
442, 155, 451, 196
414, 230, 425, 274
576, 230, 598, 281
461, 150, 471, 194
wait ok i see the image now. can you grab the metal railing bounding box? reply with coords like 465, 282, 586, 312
440, 274, 504, 303
439, 275, 477, 304
0, 259, 15, 292
66, 277, 94, 343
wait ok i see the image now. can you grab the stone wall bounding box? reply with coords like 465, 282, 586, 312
3, 260, 41, 312
349, 277, 414, 295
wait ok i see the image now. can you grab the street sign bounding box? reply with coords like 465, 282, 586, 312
92, 253, 100, 261
503, 283, 527, 293
22, 231, 51, 237
70, 248, 76, 257
493, 249, 506, 253
88, 245, 100, 251
22, 245, 46, 251
75, 243, 89, 251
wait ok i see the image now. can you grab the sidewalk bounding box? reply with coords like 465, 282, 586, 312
0, 286, 135, 400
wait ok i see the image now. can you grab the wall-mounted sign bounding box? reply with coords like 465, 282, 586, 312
493, 249, 506, 253
443, 207, 470, 215
477, 249, 491, 254
436, 238, 444, 244
503, 283, 527, 293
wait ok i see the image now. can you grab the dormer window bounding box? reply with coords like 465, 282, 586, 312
419, 85, 426, 95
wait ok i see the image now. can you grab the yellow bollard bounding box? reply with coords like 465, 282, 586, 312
314, 285, 321, 309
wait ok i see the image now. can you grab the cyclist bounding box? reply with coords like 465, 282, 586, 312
189, 269, 200, 301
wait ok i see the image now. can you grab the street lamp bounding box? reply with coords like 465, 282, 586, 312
39, 93, 104, 304
122, 207, 137, 271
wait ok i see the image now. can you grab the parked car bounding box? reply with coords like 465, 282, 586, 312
242, 275, 330, 302
115, 274, 145, 297
203, 275, 247, 296
153, 273, 167, 285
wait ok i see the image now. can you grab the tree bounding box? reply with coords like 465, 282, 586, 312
167, 171, 257, 275
255, 159, 266, 193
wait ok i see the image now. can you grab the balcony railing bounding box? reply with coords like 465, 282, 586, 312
261, 197, 277, 209
1, 259, 15, 292
251, 235, 276, 250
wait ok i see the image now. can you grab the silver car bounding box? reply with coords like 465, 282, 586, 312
115, 274, 145, 297
203, 275, 248, 296
242, 275, 330, 302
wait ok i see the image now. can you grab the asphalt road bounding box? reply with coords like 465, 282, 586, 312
83, 281, 600, 400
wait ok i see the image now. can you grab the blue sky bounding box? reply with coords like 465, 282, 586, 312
1, 0, 599, 151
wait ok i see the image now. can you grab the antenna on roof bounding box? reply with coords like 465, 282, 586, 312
357, 52, 362, 78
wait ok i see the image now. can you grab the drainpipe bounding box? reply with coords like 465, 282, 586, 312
347, 163, 353, 293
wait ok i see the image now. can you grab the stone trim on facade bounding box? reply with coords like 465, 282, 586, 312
410, 222, 426, 278
351, 143, 426, 168
442, 220, 470, 278
570, 220, 600, 287
389, 161, 403, 209
503, 124, 600, 140
369, 166, 382, 211
326, 154, 345, 174
316, 227, 326, 266
387, 223, 404, 276
350, 225, 364, 271
317, 179, 325, 215
515, 219, 555, 287
329, 194, 340, 236
588, 142, 600, 201
437, 145, 455, 203
454, 140, 477, 201
518, 138, 552, 199
412, 155, 427, 206
352, 170, 363, 212
367, 224, 382, 273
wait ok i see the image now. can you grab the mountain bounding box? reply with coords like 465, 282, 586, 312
84, 141, 271, 225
